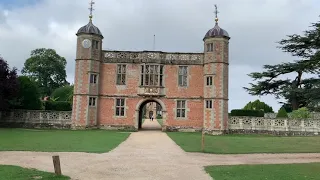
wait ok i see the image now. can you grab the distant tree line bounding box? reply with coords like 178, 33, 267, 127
0, 48, 73, 112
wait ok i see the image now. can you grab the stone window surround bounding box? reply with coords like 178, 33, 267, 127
116, 64, 127, 85
112, 98, 128, 119
206, 43, 213, 52
88, 96, 97, 107
174, 99, 189, 120
205, 100, 212, 109
206, 76, 213, 86
89, 73, 98, 84
140, 63, 164, 87
92, 40, 99, 50
177, 66, 188, 87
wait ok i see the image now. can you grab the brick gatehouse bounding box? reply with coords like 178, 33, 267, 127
71, 5, 230, 134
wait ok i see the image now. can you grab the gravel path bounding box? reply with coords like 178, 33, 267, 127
1, 120, 320, 180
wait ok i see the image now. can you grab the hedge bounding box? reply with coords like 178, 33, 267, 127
230, 109, 264, 117
44, 101, 72, 111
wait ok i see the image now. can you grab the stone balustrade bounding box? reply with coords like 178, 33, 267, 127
229, 116, 320, 136
103, 50, 203, 65
264, 112, 320, 119
0, 110, 72, 129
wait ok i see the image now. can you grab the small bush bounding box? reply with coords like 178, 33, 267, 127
230, 109, 264, 117
44, 101, 72, 111
290, 107, 311, 119
276, 107, 288, 118
156, 114, 162, 119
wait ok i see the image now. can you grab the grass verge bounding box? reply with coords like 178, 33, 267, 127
0, 129, 130, 153
0, 165, 70, 180
167, 132, 320, 154
205, 163, 320, 180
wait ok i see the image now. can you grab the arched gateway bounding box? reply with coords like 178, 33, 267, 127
71, 2, 230, 134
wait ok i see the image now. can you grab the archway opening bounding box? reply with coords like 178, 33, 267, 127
138, 100, 163, 131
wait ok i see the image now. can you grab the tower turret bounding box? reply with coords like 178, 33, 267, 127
72, 0, 103, 128
203, 5, 230, 134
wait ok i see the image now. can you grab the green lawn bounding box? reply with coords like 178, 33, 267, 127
0, 129, 130, 153
0, 165, 70, 180
157, 118, 163, 126
205, 163, 320, 180
167, 132, 320, 154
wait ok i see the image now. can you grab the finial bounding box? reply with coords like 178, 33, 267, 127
214, 4, 219, 24
89, 0, 95, 22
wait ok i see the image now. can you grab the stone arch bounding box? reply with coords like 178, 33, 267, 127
134, 98, 167, 130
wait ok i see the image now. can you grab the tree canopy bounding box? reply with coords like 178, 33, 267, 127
21, 48, 68, 97
243, 99, 274, 113
12, 76, 42, 110
0, 57, 19, 111
244, 18, 320, 110
51, 85, 73, 102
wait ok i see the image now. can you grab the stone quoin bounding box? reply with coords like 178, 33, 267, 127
71, 2, 230, 134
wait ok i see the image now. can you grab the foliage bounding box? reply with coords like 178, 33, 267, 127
290, 107, 311, 119
243, 99, 274, 113
0, 57, 19, 111
230, 109, 264, 117
44, 101, 72, 111
21, 48, 68, 96
12, 76, 42, 110
0, 129, 130, 153
276, 107, 288, 118
0, 165, 70, 180
51, 85, 74, 102
167, 132, 320, 154
281, 103, 293, 113
244, 18, 320, 110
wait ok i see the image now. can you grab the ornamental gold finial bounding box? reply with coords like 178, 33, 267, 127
214, 4, 219, 24
89, 0, 95, 22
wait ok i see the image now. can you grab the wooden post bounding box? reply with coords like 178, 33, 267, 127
201, 130, 205, 152
52, 155, 62, 175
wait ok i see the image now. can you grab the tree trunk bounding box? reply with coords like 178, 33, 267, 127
291, 71, 303, 110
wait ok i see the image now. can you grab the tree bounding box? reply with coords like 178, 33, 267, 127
0, 57, 19, 111
21, 48, 68, 97
51, 85, 74, 102
243, 99, 274, 113
12, 76, 42, 110
276, 107, 288, 118
244, 18, 320, 110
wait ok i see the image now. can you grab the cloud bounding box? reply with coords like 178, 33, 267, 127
0, 0, 319, 111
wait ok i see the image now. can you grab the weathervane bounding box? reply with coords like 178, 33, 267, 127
89, 0, 95, 21
214, 4, 219, 23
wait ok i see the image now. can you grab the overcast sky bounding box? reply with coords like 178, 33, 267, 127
0, 0, 319, 111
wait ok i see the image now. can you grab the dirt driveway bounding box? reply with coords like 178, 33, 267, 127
1, 120, 320, 180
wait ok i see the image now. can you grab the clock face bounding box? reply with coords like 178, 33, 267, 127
82, 39, 91, 48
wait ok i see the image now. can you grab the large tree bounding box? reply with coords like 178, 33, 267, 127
0, 56, 19, 111
22, 48, 68, 96
244, 18, 320, 110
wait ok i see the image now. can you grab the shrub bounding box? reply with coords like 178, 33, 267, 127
230, 109, 264, 117
243, 99, 274, 113
51, 85, 73, 102
276, 107, 288, 118
290, 107, 311, 119
156, 114, 162, 119
44, 101, 72, 111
